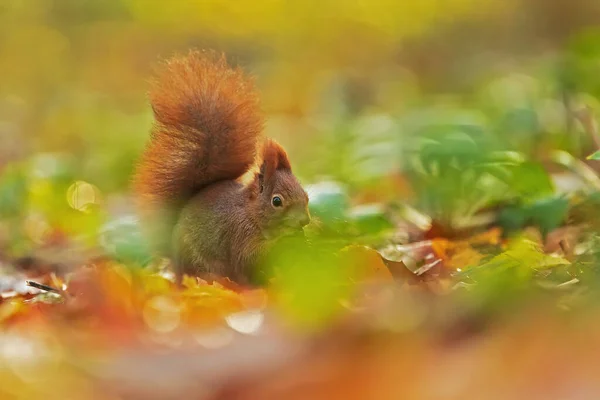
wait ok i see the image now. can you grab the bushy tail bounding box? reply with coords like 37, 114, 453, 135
134, 50, 264, 254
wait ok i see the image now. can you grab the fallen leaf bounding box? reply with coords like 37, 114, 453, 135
338, 245, 394, 282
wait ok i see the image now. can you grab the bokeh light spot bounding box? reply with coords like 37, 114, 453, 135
225, 309, 264, 335
143, 295, 181, 334
66, 181, 100, 212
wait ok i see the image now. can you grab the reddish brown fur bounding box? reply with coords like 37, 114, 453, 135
134, 50, 264, 253
259, 138, 292, 185
133, 50, 310, 283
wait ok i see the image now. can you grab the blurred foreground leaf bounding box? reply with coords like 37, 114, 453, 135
265, 235, 359, 330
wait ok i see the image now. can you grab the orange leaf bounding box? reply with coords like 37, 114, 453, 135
431, 228, 502, 272
339, 245, 394, 282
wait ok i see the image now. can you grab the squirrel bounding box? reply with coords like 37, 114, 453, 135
133, 50, 311, 284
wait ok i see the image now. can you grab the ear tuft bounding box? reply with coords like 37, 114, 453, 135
258, 139, 291, 189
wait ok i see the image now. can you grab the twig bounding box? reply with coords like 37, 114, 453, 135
556, 278, 580, 289
26, 280, 61, 294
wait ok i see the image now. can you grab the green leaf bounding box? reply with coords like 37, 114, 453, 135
462, 238, 569, 306
497, 195, 569, 236
497, 205, 529, 233
479, 238, 569, 273
527, 196, 569, 236
306, 181, 350, 225
264, 236, 356, 331
587, 150, 600, 160
347, 203, 394, 235
508, 162, 554, 201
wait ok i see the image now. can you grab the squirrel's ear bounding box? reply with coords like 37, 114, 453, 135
259, 139, 291, 189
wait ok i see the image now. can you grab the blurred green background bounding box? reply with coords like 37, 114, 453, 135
2, 0, 600, 258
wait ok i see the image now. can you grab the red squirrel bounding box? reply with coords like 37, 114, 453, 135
134, 50, 310, 284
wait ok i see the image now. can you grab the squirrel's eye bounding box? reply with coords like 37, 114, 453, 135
272, 195, 283, 208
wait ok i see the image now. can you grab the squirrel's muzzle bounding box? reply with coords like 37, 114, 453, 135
297, 214, 311, 229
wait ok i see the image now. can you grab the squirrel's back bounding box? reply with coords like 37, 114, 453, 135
134, 50, 264, 253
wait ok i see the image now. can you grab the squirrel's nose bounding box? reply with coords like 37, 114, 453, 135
298, 214, 311, 229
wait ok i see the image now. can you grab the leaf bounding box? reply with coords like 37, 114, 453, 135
306, 181, 350, 225
347, 204, 394, 235
339, 245, 394, 282
497, 195, 569, 236
527, 196, 569, 236
497, 205, 529, 233
466, 237, 569, 280
587, 150, 600, 160
266, 236, 357, 330
508, 162, 554, 201
431, 228, 503, 272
